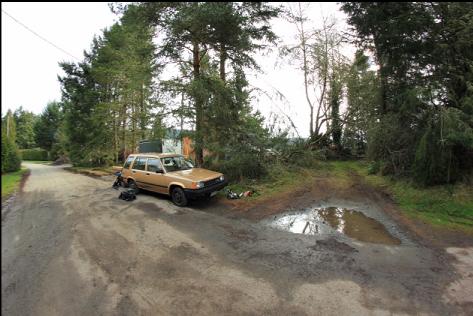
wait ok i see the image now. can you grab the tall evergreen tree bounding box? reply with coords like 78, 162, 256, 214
141, 2, 280, 166
1, 110, 22, 172
13, 107, 37, 149
59, 3, 158, 165
343, 51, 379, 156
34, 101, 63, 152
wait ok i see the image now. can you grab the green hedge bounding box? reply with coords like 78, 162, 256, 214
20, 148, 49, 161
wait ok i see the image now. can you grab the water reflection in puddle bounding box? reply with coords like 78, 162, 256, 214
270, 207, 401, 245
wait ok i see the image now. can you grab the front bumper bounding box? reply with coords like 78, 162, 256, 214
184, 180, 228, 199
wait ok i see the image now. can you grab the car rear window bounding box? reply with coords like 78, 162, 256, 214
132, 157, 146, 171
123, 156, 135, 169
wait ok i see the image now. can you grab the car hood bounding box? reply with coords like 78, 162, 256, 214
168, 168, 222, 182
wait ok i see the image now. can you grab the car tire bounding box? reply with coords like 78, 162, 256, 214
171, 187, 188, 207
128, 179, 139, 193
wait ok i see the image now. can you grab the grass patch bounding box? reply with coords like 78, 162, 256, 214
369, 177, 472, 230
2, 168, 29, 198
322, 160, 473, 231
224, 163, 319, 200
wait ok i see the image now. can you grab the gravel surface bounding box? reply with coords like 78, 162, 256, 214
2, 163, 472, 315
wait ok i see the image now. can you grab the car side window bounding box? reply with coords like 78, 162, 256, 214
162, 158, 173, 167
132, 157, 146, 171
146, 158, 163, 172
162, 157, 177, 172
123, 156, 134, 169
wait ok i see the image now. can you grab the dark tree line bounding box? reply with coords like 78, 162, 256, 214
4, 2, 471, 186
341, 2, 473, 184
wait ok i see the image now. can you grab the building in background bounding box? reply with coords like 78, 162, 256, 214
138, 128, 195, 160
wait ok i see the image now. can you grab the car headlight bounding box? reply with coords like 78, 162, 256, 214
197, 181, 205, 188
219, 175, 224, 181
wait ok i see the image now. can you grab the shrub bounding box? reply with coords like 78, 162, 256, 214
367, 161, 381, 175
20, 148, 49, 161
2, 133, 21, 173
284, 150, 323, 168
206, 152, 267, 182
414, 109, 473, 185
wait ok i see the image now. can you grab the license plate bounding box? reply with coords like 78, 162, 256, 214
210, 191, 218, 197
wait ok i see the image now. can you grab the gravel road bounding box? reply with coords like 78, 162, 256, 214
2, 163, 472, 315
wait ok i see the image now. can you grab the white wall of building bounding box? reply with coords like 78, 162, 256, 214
162, 139, 182, 154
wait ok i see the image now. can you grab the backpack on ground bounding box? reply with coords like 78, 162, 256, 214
119, 189, 136, 201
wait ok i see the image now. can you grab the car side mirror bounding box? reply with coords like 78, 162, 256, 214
156, 169, 164, 174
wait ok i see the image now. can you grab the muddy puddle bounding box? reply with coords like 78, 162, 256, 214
268, 206, 401, 245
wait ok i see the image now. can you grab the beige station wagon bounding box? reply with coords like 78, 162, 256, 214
121, 153, 227, 206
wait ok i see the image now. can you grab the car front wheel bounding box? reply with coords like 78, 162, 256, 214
171, 187, 188, 207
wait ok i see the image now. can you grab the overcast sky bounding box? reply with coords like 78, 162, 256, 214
2, 2, 354, 138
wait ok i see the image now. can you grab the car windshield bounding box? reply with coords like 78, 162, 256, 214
161, 156, 194, 172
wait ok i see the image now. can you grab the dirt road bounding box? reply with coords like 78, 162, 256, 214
2, 163, 472, 315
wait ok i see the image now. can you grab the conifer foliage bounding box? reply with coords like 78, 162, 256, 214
2, 110, 22, 173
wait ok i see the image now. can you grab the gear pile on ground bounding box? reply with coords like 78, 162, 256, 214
118, 189, 136, 201
113, 172, 137, 201
112, 172, 124, 189
225, 188, 254, 199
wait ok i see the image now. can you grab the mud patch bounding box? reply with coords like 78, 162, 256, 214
309, 237, 358, 253
135, 201, 185, 216
220, 224, 257, 242
268, 206, 401, 245
134, 202, 164, 217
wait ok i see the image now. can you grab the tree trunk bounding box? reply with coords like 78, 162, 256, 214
180, 91, 184, 132
375, 50, 387, 114
330, 78, 342, 149
6, 113, 10, 138
114, 110, 118, 164
193, 41, 204, 166
111, 84, 118, 164
298, 3, 314, 137
140, 82, 146, 140
131, 94, 136, 153
219, 43, 227, 82
121, 103, 127, 159
314, 30, 329, 137
303, 52, 314, 137
314, 63, 328, 136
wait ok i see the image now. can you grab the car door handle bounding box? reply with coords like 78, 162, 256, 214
146, 173, 150, 175
132, 171, 136, 173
